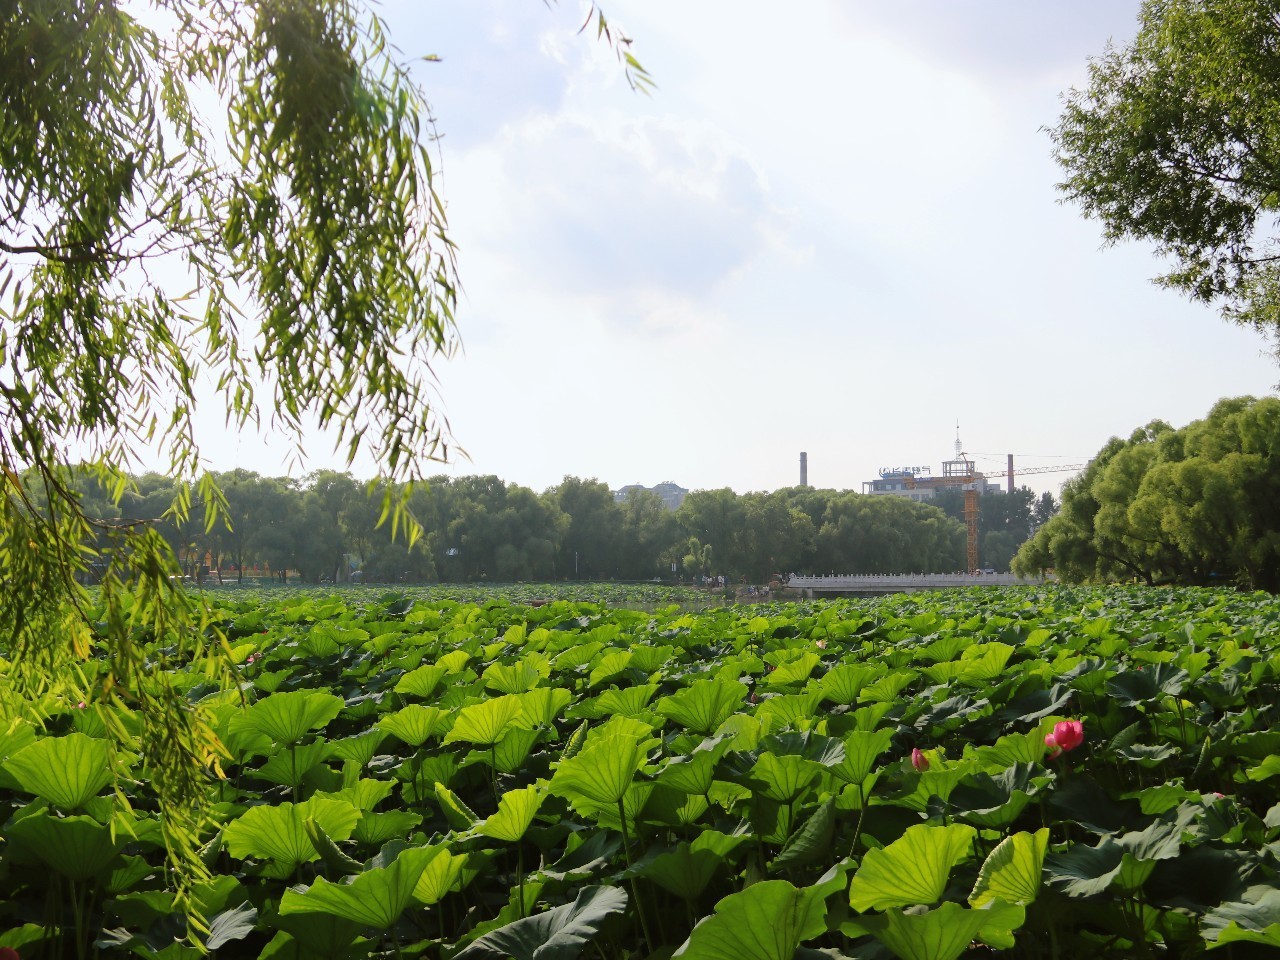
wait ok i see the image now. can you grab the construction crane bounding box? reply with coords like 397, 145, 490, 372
978, 455, 1092, 494
904, 451, 1090, 574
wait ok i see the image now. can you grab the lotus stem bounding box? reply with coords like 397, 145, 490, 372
618, 798, 654, 954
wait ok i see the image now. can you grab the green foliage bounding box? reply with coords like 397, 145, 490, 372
1016, 396, 1280, 589
5, 583, 1280, 958
1051, 0, 1280, 333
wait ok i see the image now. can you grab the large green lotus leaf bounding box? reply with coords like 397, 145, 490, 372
575, 781, 654, 830
969, 829, 1048, 907
1043, 839, 1125, 897
515, 687, 573, 729
830, 729, 894, 785
352, 810, 423, 847
755, 692, 825, 730
764, 653, 821, 687
379, 705, 450, 747
672, 878, 828, 960
5, 732, 113, 811
658, 740, 730, 796
479, 727, 542, 775
255, 741, 332, 788
843, 901, 1026, 960
773, 799, 836, 869
629, 644, 674, 673
552, 641, 604, 673
947, 765, 1035, 830
889, 762, 976, 814
321, 777, 395, 812
478, 784, 544, 842
241, 691, 345, 746
435, 783, 480, 831
394, 664, 450, 699
642, 784, 710, 827
329, 729, 387, 767
849, 823, 976, 911
7, 811, 123, 881
657, 679, 750, 735
749, 753, 822, 803
224, 798, 360, 868
1203, 888, 1280, 948
1105, 664, 1188, 706
455, 884, 629, 960
1114, 813, 1190, 862
484, 661, 545, 695
279, 844, 441, 928
634, 830, 747, 900
588, 651, 633, 688
973, 730, 1050, 770
550, 733, 646, 806
593, 685, 660, 719
959, 643, 1014, 682
919, 660, 967, 685
913, 634, 967, 663
269, 913, 364, 959
411, 844, 469, 905
444, 695, 524, 747
859, 671, 917, 704
819, 664, 883, 705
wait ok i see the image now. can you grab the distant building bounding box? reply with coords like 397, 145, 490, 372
614, 481, 689, 511
862, 462, 1001, 503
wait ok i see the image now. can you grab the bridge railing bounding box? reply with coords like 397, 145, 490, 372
785, 572, 1045, 590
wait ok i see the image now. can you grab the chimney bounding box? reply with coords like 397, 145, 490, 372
800, 451, 808, 487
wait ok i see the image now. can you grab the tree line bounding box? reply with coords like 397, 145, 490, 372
58, 469, 1055, 584
1014, 396, 1280, 591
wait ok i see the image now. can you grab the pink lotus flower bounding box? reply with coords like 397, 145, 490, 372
1045, 719, 1084, 760
911, 748, 929, 772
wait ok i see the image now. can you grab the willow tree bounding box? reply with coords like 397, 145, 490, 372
0, 0, 642, 887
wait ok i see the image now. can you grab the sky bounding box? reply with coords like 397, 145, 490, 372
196, 0, 1280, 498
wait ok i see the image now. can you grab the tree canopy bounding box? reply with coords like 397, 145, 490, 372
1014, 396, 1280, 589
1051, 0, 1280, 339
0, 0, 636, 891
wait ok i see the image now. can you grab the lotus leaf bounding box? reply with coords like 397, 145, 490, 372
588, 650, 633, 687
844, 900, 1026, 960
5, 732, 113, 811
379, 704, 450, 746
7, 811, 124, 881
444, 695, 523, 746
673, 878, 827, 960
455, 884, 628, 960
830, 729, 894, 785
849, 823, 976, 911
224, 797, 360, 869
635, 830, 746, 900
395, 663, 450, 699
279, 844, 442, 928
240, 690, 344, 745
484, 660, 544, 695
657, 679, 750, 735
551, 732, 647, 806
514, 687, 573, 729
970, 828, 1049, 906
412, 844, 470, 905
476, 784, 544, 842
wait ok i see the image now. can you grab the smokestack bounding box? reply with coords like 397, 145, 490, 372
800, 451, 808, 488
1007, 454, 1014, 494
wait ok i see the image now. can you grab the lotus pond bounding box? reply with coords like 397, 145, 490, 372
5, 584, 1280, 959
